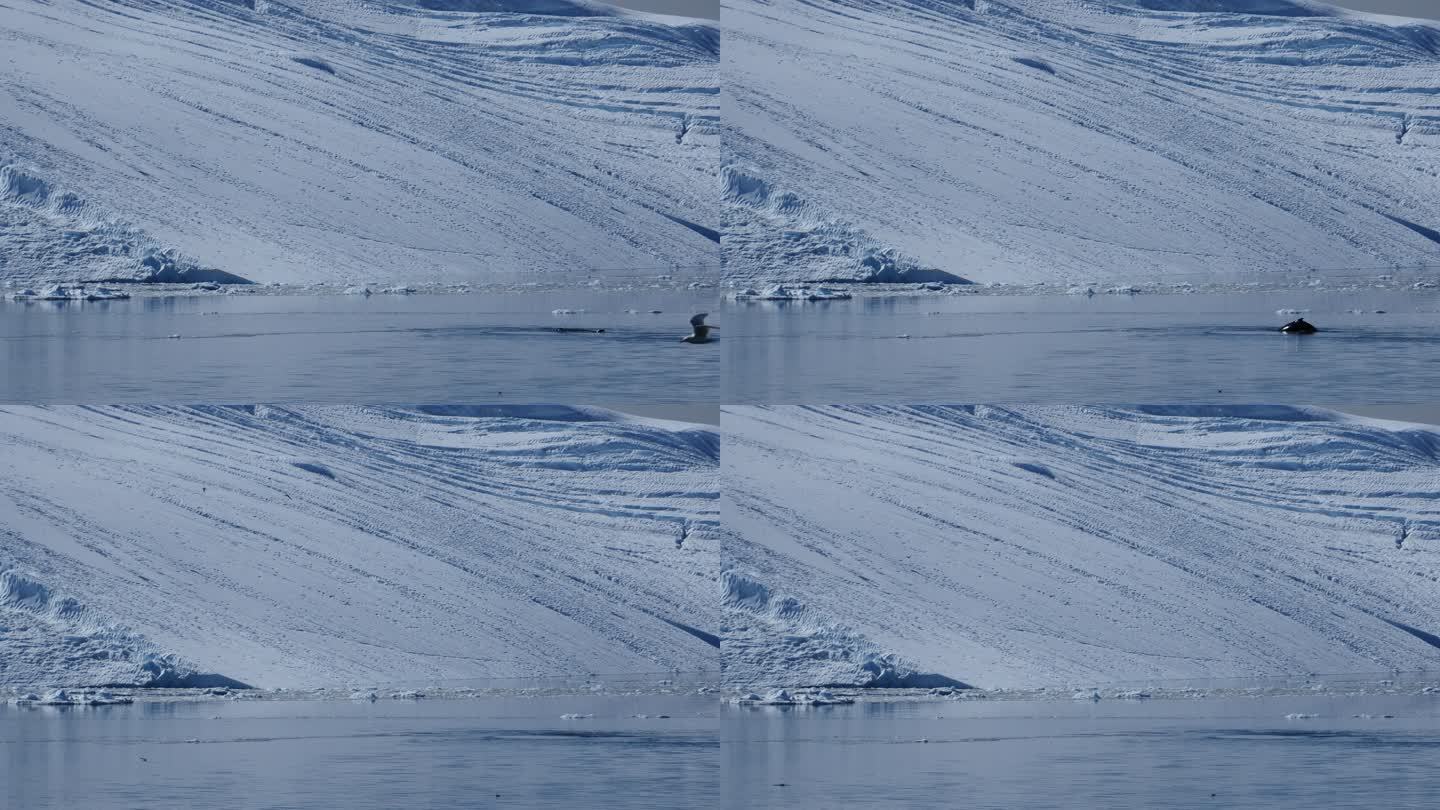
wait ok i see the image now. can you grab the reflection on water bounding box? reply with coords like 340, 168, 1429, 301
722, 290, 1440, 403
723, 695, 1440, 809
0, 292, 717, 403
0, 695, 716, 810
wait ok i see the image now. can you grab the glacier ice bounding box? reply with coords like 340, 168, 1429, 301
1, 0, 717, 286
0, 405, 719, 689
722, 0, 1440, 285
723, 404, 1440, 688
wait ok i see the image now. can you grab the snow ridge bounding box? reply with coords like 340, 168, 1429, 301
723, 405, 1440, 688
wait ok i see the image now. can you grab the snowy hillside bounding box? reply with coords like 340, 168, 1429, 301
1, 0, 717, 286
0, 405, 718, 689
723, 405, 1440, 689
722, 0, 1440, 285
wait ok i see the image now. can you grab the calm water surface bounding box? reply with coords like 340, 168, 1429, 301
723, 694, 1440, 809
0, 695, 715, 809
723, 290, 1440, 402
0, 291, 717, 403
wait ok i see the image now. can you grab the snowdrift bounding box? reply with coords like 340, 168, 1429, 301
722, 0, 1440, 285
723, 405, 1440, 688
1, 0, 717, 286
0, 405, 718, 689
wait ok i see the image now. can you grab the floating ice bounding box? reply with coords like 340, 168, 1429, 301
733, 285, 853, 301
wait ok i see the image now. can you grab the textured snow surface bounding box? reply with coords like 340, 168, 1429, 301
1, 0, 717, 285
0, 569, 247, 689
0, 405, 718, 689
723, 405, 1440, 688
722, 0, 1440, 285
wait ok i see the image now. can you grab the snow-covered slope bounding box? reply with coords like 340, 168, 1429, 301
0, 405, 718, 689
722, 0, 1440, 285
723, 405, 1440, 689
1, 0, 717, 286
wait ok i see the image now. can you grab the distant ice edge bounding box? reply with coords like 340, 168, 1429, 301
720, 570, 970, 690
0, 568, 250, 690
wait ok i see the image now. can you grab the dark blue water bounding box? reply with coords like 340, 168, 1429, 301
0, 695, 715, 810
722, 290, 1440, 402
0, 291, 717, 403
722, 694, 1440, 809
